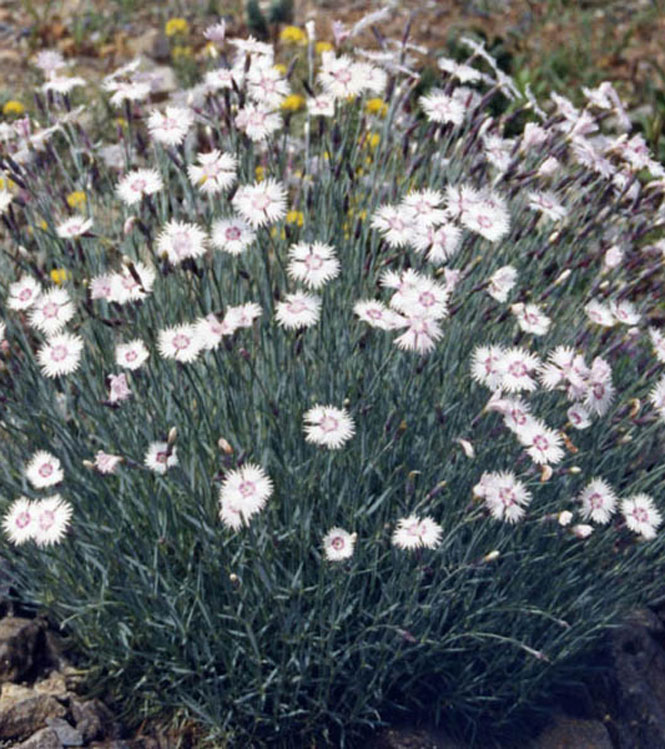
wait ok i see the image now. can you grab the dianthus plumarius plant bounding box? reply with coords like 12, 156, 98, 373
2, 15, 665, 746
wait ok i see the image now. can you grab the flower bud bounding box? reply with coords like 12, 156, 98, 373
167, 427, 177, 446
218, 437, 233, 455
558, 510, 573, 527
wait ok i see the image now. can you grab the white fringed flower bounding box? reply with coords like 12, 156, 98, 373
303, 405, 355, 449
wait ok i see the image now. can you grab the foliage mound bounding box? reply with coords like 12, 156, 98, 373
1, 17, 665, 747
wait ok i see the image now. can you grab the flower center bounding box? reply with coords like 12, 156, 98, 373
38, 464, 53, 477
239, 480, 255, 497
42, 302, 59, 318
331, 536, 344, 550
51, 345, 68, 362
319, 415, 339, 433
252, 194, 271, 211
39, 510, 55, 530
172, 334, 190, 350
19, 288, 32, 301
589, 493, 603, 510
477, 215, 493, 228
304, 254, 324, 270
16, 512, 31, 529
533, 435, 549, 450
226, 227, 242, 241
125, 350, 137, 362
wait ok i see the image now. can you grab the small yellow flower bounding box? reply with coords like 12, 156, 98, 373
255, 165, 265, 182
66, 191, 87, 210
280, 26, 307, 45
273, 63, 287, 76
2, 100, 25, 117
116, 117, 128, 128
315, 41, 334, 55
281, 94, 305, 113
165, 17, 189, 37
50, 269, 69, 285
365, 133, 381, 150
171, 45, 193, 61
0, 177, 16, 192
39, 219, 48, 230
286, 210, 304, 227
365, 98, 388, 117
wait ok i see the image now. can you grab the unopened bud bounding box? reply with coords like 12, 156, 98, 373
229, 573, 239, 585
629, 398, 641, 418
572, 524, 593, 539
568, 466, 582, 474
218, 437, 233, 455
553, 269, 571, 286
540, 464, 553, 482
456, 438, 475, 458
123, 216, 136, 236
483, 550, 500, 563
167, 427, 177, 446
82, 460, 94, 470
558, 510, 573, 527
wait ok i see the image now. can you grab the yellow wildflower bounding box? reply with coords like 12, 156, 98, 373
116, 117, 128, 128
315, 41, 334, 55
165, 18, 189, 37
367, 133, 380, 150
2, 100, 25, 117
0, 177, 15, 192
171, 45, 193, 61
274, 63, 287, 76
255, 165, 265, 182
281, 94, 305, 113
286, 210, 304, 227
280, 26, 307, 45
365, 98, 388, 117
50, 269, 69, 285
66, 191, 87, 210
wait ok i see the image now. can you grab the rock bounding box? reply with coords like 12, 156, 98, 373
0, 688, 67, 739
15, 727, 62, 749
368, 726, 464, 748
0, 617, 46, 683
46, 717, 84, 746
71, 699, 115, 742
531, 714, 612, 748
602, 607, 665, 748
35, 671, 69, 698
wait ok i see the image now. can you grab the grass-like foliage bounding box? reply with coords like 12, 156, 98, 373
1, 18, 665, 747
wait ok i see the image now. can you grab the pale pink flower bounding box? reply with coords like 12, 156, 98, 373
188, 150, 237, 195
116, 168, 163, 205
157, 324, 202, 363
35, 49, 66, 75
567, 404, 592, 430
204, 20, 226, 43
318, 51, 365, 99
2, 497, 36, 545
527, 191, 567, 221
487, 265, 517, 303
37, 333, 84, 377
94, 451, 123, 474
460, 192, 511, 242
496, 348, 541, 393
275, 292, 321, 330
28, 288, 75, 336
486, 395, 532, 434
583, 357, 614, 416
308, 95, 335, 117
90, 275, 114, 301
483, 134, 514, 173
43, 76, 86, 95
389, 277, 449, 321
204, 68, 236, 91
470, 344, 506, 390
32, 496, 73, 546
649, 328, 665, 364
106, 80, 151, 107
222, 303, 263, 332
218, 463, 273, 530
232, 179, 287, 228
515, 418, 565, 465
411, 222, 463, 265
147, 106, 193, 146
115, 339, 149, 370
571, 524, 594, 539
578, 478, 617, 524
108, 373, 132, 403
144, 441, 178, 475
287, 242, 340, 289
370, 205, 415, 248
649, 375, 665, 421
437, 57, 482, 83
392, 515, 443, 550
419, 90, 465, 126
353, 300, 406, 331
609, 300, 640, 326
25, 450, 64, 489
622, 494, 662, 540
8, 276, 41, 311
56, 215, 92, 238
247, 65, 290, 107
603, 245, 624, 269
394, 315, 443, 354
401, 189, 446, 227
157, 220, 208, 264
234, 105, 282, 142
474, 471, 532, 524
510, 302, 550, 336
538, 346, 577, 390
194, 314, 225, 350
211, 217, 256, 255
303, 405, 355, 449
109, 262, 156, 305
322, 528, 357, 561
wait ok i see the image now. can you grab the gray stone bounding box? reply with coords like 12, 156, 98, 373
0, 688, 67, 739
70, 699, 115, 742
530, 714, 612, 748
0, 617, 45, 683
46, 717, 84, 746
15, 727, 62, 749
